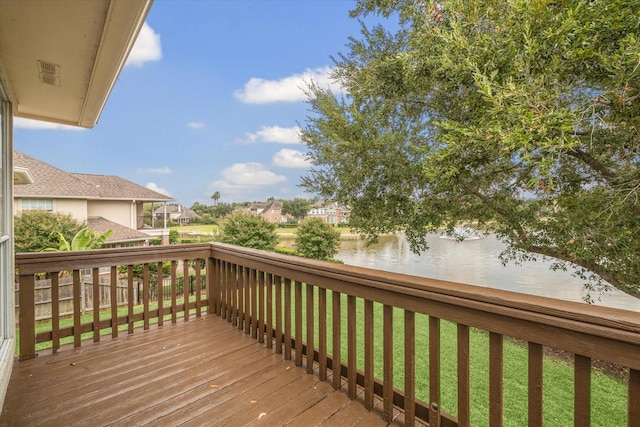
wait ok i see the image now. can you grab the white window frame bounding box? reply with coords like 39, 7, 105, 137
21, 199, 53, 212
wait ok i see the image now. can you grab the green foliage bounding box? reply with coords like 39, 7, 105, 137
301, 0, 640, 296
211, 191, 221, 205
45, 228, 112, 251
220, 213, 278, 251
14, 210, 84, 253
191, 201, 235, 220
169, 229, 180, 244
117, 262, 171, 280
295, 218, 341, 260
281, 198, 312, 221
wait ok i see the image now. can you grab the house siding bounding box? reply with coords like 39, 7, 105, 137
87, 200, 135, 229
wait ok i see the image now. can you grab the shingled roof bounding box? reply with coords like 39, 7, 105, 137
87, 216, 151, 244
14, 151, 172, 202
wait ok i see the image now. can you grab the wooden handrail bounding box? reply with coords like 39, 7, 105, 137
208, 242, 640, 426
15, 242, 640, 426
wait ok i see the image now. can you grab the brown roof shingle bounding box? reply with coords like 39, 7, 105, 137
87, 217, 151, 243
14, 151, 172, 202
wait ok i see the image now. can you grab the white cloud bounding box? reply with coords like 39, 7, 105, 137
125, 22, 162, 68
146, 182, 172, 197
244, 125, 301, 144
209, 162, 286, 200
14, 117, 85, 131
138, 167, 173, 174
234, 67, 341, 104
187, 121, 206, 129
272, 149, 311, 168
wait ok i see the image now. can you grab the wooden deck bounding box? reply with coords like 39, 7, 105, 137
1, 315, 400, 426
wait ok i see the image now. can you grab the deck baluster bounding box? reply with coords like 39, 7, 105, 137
458, 324, 470, 427
528, 342, 543, 427
196, 260, 202, 317
295, 280, 303, 367
183, 259, 190, 321
243, 266, 250, 333
574, 354, 590, 427
284, 277, 292, 359
258, 271, 265, 343
171, 261, 177, 324
630, 369, 640, 426
319, 287, 327, 381
306, 283, 315, 375
332, 290, 342, 391
405, 310, 416, 426
429, 316, 441, 427
347, 294, 356, 398
275, 275, 283, 353
127, 265, 134, 333
489, 332, 504, 427
383, 304, 393, 422
51, 273, 60, 351
143, 263, 150, 329
73, 269, 81, 347
364, 299, 374, 409
250, 268, 257, 338
157, 262, 164, 325
110, 266, 118, 338
266, 273, 273, 349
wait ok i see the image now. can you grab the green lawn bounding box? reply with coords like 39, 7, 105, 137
283, 286, 627, 427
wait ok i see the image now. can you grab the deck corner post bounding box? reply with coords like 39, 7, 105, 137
18, 273, 36, 361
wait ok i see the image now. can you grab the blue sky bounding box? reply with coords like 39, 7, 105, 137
14, 0, 383, 206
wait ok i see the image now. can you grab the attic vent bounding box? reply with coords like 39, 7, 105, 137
37, 61, 60, 86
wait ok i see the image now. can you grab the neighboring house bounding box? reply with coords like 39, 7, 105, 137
0, 0, 152, 410
244, 200, 287, 223
13, 151, 173, 247
153, 204, 200, 225
307, 200, 351, 225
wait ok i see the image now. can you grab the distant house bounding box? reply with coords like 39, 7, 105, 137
153, 204, 200, 225
307, 200, 351, 225
13, 150, 173, 246
244, 200, 287, 223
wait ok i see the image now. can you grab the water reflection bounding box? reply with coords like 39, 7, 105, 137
336, 233, 640, 312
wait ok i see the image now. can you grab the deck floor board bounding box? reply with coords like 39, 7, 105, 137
1, 315, 393, 426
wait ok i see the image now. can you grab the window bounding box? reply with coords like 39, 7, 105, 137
21, 199, 53, 211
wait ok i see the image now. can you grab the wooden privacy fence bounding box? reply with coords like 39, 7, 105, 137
16, 242, 640, 426
15, 276, 128, 321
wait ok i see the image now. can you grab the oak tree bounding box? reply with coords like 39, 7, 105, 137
301, 0, 640, 297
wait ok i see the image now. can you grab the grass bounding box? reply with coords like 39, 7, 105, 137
17, 296, 198, 355
279, 286, 627, 427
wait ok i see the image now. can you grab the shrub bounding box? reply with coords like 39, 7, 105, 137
295, 218, 340, 260
14, 210, 84, 253
220, 213, 278, 251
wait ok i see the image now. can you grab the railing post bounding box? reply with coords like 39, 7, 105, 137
629, 369, 640, 427
206, 256, 215, 315
18, 273, 36, 360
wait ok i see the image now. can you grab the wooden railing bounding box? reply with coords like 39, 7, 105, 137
16, 244, 212, 360
16, 243, 640, 426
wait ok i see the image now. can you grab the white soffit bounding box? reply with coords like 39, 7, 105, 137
0, 0, 153, 128
13, 167, 34, 185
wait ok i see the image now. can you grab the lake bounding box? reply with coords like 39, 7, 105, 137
332, 233, 640, 312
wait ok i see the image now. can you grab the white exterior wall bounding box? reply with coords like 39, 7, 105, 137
52, 199, 88, 221
87, 200, 134, 228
